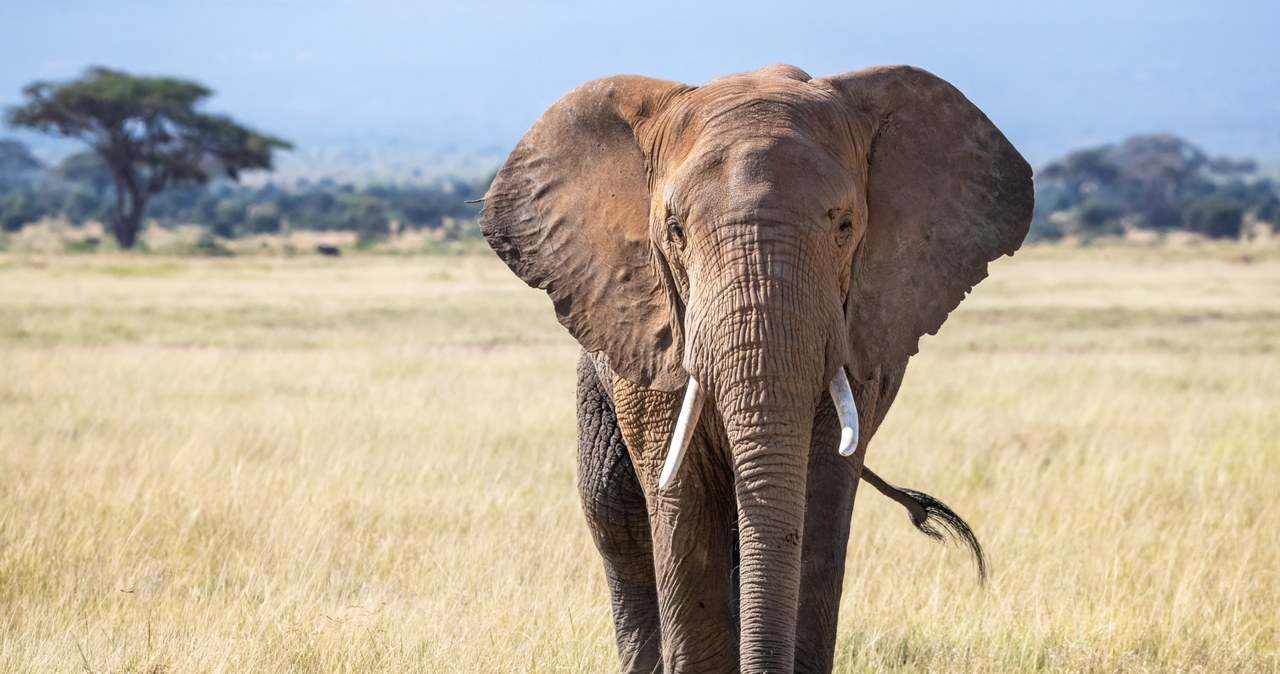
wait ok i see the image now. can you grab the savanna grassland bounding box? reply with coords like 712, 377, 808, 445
1, 241, 1278, 673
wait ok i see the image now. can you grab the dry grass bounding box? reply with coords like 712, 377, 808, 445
1, 219, 489, 257
1, 242, 1277, 673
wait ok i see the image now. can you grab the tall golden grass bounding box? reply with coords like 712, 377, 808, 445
1, 242, 1277, 673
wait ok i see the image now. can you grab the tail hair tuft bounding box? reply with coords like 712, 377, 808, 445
899, 486, 988, 583
860, 466, 988, 584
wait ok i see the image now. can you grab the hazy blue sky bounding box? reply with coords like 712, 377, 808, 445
3, 0, 1278, 170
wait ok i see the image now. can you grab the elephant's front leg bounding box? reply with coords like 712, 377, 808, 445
794, 394, 866, 672
576, 355, 663, 673
613, 378, 740, 673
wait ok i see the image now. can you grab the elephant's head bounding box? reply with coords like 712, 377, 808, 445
481, 64, 1032, 670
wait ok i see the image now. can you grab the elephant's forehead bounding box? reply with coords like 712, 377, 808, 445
655, 79, 851, 177
680, 136, 829, 190
665, 135, 855, 219
669, 73, 845, 137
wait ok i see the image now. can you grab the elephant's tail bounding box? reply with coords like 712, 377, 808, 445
860, 466, 988, 583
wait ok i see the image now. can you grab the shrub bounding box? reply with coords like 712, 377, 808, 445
1184, 197, 1244, 239
62, 236, 102, 253
190, 231, 234, 257
0, 191, 38, 232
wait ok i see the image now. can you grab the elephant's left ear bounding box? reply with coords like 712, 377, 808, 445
817, 66, 1034, 381
480, 76, 693, 391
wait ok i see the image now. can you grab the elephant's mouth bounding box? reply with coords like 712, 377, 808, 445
658, 369, 861, 489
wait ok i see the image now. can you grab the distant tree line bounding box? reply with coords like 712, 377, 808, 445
1031, 134, 1279, 241
0, 139, 486, 243
5, 124, 1278, 248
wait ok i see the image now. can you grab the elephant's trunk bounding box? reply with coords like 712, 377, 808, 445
683, 222, 848, 673
720, 369, 816, 673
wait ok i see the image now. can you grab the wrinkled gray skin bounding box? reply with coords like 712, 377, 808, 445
481, 65, 1033, 673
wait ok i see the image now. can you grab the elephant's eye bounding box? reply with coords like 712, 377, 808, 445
665, 216, 686, 250
836, 215, 855, 246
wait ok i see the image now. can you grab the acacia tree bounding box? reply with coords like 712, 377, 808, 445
5, 67, 291, 248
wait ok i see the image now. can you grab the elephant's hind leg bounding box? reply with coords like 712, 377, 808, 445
576, 353, 663, 674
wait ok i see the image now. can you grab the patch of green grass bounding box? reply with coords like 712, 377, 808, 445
97, 261, 181, 277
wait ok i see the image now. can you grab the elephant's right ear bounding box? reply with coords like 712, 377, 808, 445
480, 76, 692, 392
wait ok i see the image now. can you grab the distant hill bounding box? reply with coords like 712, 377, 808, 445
7, 130, 505, 184
0, 138, 45, 186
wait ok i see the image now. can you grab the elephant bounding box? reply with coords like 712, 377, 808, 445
479, 64, 1033, 673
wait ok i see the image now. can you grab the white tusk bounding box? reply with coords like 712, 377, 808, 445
659, 377, 705, 490
828, 371, 860, 457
